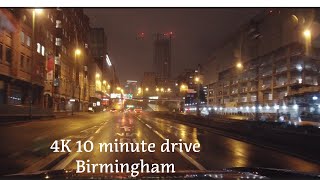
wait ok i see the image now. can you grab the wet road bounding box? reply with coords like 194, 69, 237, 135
0, 111, 319, 175
58, 112, 319, 173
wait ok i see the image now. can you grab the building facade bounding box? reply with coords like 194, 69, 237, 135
0, 8, 104, 114
204, 8, 320, 120
153, 32, 172, 79
0, 8, 46, 109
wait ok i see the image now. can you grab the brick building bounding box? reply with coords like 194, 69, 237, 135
0, 8, 104, 114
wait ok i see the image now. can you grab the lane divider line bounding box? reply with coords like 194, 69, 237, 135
135, 116, 206, 171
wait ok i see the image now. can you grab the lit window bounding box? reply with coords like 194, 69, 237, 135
56, 20, 62, 28
37, 43, 41, 53
55, 38, 61, 46
41, 46, 45, 56
20, 32, 24, 44
26, 36, 31, 47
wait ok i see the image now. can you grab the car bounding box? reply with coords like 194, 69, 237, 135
125, 108, 133, 113
110, 108, 117, 113
134, 108, 142, 114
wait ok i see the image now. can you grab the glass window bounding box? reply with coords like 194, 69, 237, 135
20, 32, 25, 44
20, 53, 24, 68
26, 36, 31, 47
0, 43, 2, 62
56, 20, 62, 28
55, 38, 61, 46
26, 56, 31, 71
37, 43, 41, 53
6, 47, 12, 63
41, 46, 45, 56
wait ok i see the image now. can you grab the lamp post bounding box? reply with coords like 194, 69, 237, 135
29, 8, 42, 119
75, 49, 81, 111
71, 49, 81, 115
303, 29, 311, 55
195, 76, 201, 116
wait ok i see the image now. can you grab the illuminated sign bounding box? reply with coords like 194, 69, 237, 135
106, 54, 112, 66
110, 93, 121, 99
124, 94, 133, 99
149, 96, 159, 99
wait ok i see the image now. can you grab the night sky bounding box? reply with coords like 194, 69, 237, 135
84, 8, 263, 84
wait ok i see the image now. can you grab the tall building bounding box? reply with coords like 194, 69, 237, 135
124, 80, 138, 94
153, 32, 172, 79
89, 28, 118, 93
203, 8, 320, 120
49, 8, 92, 112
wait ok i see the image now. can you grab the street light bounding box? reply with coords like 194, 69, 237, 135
29, 8, 43, 119
117, 87, 121, 91
167, 88, 171, 92
74, 48, 82, 113
145, 87, 149, 92
236, 62, 243, 69
75, 49, 81, 56
156, 88, 159, 92
303, 29, 311, 55
96, 73, 100, 79
103, 80, 107, 85
303, 29, 311, 39
194, 76, 201, 116
195, 76, 200, 83
34, 9, 43, 14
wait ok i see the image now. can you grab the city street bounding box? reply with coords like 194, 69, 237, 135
1, 111, 319, 175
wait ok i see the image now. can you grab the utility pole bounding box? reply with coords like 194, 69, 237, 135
196, 64, 201, 116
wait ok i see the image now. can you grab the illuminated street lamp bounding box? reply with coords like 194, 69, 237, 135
96, 73, 100, 79
303, 29, 311, 39
74, 48, 82, 113
29, 8, 43, 119
145, 87, 149, 92
236, 62, 243, 69
75, 49, 81, 56
34, 8, 43, 14
116, 87, 121, 91
103, 80, 107, 85
160, 88, 164, 92
167, 88, 171, 92
156, 88, 159, 92
180, 84, 188, 91
195, 76, 200, 83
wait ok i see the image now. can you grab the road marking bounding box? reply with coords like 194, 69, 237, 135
145, 123, 152, 129
95, 126, 103, 134
136, 116, 206, 171
52, 152, 79, 170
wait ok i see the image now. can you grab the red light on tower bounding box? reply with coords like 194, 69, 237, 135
137, 32, 145, 40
